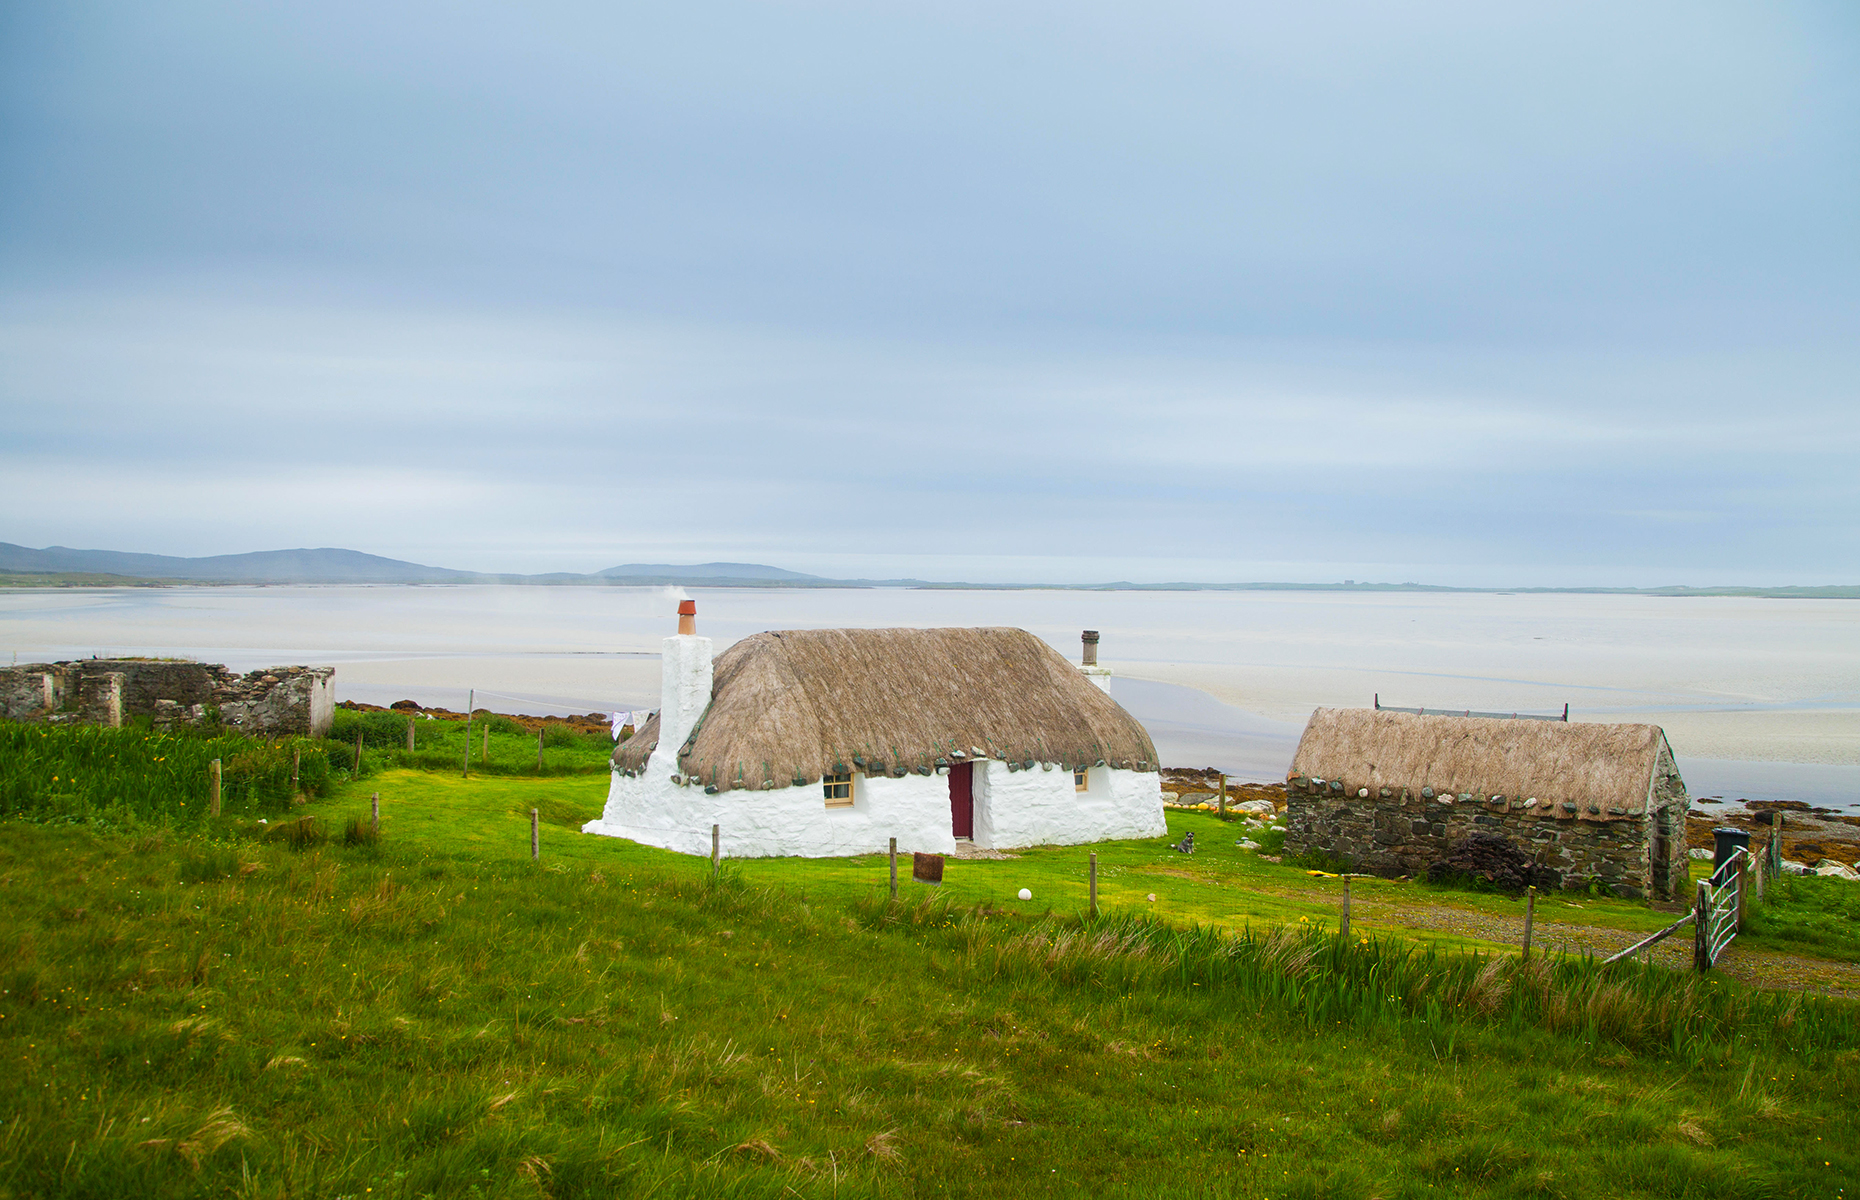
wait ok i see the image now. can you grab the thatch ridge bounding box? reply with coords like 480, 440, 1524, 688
1287, 708, 1671, 821
613, 627, 1156, 792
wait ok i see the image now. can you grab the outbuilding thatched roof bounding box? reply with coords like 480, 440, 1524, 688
614, 627, 1157, 793
1286, 708, 1679, 821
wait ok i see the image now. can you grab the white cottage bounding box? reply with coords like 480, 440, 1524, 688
582, 602, 1166, 858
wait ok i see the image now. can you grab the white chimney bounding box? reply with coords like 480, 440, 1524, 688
660, 599, 713, 754
1080, 629, 1113, 695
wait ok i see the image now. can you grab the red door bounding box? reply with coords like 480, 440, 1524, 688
948, 761, 974, 839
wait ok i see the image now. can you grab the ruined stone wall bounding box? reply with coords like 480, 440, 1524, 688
1284, 779, 1660, 899
219, 667, 335, 737
0, 669, 55, 721
0, 661, 334, 737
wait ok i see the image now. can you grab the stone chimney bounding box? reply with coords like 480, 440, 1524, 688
660, 598, 713, 757
1079, 630, 1112, 695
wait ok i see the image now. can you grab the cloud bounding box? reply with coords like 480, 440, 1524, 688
0, 2, 1855, 583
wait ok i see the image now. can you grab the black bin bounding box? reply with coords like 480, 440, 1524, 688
1712, 827, 1751, 880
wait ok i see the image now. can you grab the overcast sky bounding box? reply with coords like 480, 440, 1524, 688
2, 1, 1855, 585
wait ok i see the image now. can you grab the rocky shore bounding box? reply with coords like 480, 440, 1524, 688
334, 698, 616, 736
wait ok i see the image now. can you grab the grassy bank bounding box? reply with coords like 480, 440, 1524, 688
3, 810, 1858, 1197
0, 724, 333, 830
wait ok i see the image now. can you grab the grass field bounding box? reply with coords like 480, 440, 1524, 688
328, 710, 617, 779
3, 763, 1859, 1199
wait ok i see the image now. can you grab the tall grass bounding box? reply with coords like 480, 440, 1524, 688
329, 708, 615, 777
852, 895, 1860, 1061
1743, 871, 1860, 961
0, 722, 331, 829
3, 821, 1856, 1198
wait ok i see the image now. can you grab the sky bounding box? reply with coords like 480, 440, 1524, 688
2, 1, 1856, 586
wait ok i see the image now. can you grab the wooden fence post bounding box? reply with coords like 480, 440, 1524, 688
371, 791, 380, 837
537, 726, 545, 771
1340, 875, 1351, 939
463, 690, 472, 779
1521, 886, 1536, 960
1693, 880, 1711, 972
1736, 852, 1750, 932
208, 758, 221, 817
711, 824, 721, 880
1089, 851, 1099, 921
407, 716, 415, 751
531, 808, 540, 862
353, 730, 363, 773
291, 747, 300, 795
889, 837, 898, 900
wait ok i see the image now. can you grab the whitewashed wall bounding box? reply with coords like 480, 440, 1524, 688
584, 755, 1165, 859
585, 767, 957, 858
972, 761, 1164, 848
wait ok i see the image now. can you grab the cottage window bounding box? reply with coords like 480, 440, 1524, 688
1074, 767, 1089, 792
823, 771, 853, 808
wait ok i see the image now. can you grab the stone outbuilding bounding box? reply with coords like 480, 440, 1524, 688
0, 659, 334, 737
584, 604, 1165, 858
1282, 708, 1689, 899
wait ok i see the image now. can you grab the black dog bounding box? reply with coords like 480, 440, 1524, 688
1169, 831, 1195, 854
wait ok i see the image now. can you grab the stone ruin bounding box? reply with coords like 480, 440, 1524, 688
0, 659, 335, 737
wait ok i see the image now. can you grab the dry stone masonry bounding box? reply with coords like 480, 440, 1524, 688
0, 660, 334, 737
1283, 708, 1691, 901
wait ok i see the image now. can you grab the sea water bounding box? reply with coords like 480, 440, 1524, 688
2, 585, 1855, 806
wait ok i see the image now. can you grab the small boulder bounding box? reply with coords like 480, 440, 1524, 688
1814, 860, 1859, 881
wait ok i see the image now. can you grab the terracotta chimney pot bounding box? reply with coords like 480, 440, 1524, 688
677, 599, 696, 636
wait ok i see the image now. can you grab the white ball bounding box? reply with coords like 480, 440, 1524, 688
1017, 888, 1032, 901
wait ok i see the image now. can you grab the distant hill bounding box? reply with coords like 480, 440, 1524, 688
1, 542, 1854, 596
0, 543, 473, 584
0, 543, 827, 587
596, 562, 823, 581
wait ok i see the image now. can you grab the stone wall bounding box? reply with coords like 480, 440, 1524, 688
1285, 778, 1683, 900
0, 669, 56, 721
0, 660, 334, 737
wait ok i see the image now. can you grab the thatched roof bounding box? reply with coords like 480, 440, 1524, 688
614, 627, 1157, 793
1286, 708, 1676, 821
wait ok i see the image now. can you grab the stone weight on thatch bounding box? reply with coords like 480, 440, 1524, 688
1425, 834, 1560, 893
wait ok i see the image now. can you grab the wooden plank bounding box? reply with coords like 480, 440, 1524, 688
1602, 909, 1695, 965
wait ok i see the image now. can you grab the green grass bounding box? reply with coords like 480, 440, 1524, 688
3, 763, 1858, 1198
2, 812, 1857, 1200
1743, 871, 1860, 961
0, 723, 334, 830
329, 709, 616, 778
298, 774, 1708, 959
